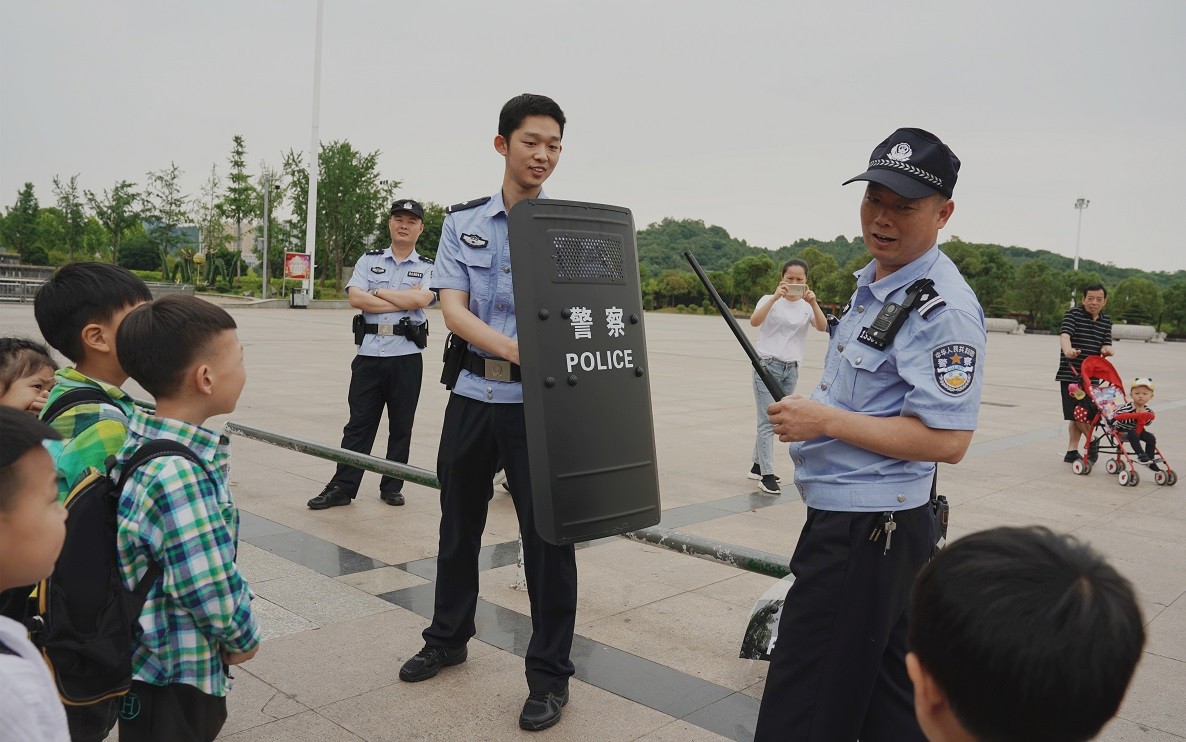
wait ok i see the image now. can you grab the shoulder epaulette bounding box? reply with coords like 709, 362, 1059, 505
446, 196, 491, 214
421, 257, 434, 264
910, 279, 946, 319
364, 248, 385, 256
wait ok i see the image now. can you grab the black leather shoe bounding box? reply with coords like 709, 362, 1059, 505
307, 485, 352, 510
1063, 450, 1079, 463
399, 644, 467, 682
1088, 439, 1100, 463
381, 491, 405, 506
519, 687, 569, 731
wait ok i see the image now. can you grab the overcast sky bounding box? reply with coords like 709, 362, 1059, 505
2, 0, 1184, 272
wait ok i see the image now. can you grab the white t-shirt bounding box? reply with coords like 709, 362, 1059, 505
0, 615, 69, 742
754, 295, 814, 363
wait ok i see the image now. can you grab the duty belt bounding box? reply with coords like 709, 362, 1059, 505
361, 322, 422, 337
461, 352, 521, 382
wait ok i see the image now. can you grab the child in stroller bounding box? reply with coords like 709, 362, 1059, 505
1068, 358, 1177, 486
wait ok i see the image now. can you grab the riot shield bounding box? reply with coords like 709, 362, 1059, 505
508, 199, 661, 545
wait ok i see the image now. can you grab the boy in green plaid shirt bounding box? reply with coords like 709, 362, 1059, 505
112, 296, 259, 742
31, 261, 152, 742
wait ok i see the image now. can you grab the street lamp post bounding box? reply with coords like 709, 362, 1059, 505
1070, 197, 1090, 307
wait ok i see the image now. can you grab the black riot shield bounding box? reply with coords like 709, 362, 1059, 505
508, 199, 661, 545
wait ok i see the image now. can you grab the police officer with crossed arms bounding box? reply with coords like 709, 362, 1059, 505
307, 200, 434, 510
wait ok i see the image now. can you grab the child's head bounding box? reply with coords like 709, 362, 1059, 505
908, 526, 1144, 742
34, 262, 152, 369
116, 296, 244, 414
0, 338, 58, 413
1130, 378, 1154, 406
0, 406, 66, 591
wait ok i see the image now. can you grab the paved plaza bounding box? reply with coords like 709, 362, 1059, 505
2, 300, 1184, 741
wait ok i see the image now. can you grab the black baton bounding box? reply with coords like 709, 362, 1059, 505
684, 251, 785, 400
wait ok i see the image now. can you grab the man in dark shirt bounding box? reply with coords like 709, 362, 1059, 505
1055, 284, 1113, 462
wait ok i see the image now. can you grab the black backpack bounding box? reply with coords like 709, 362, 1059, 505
19, 389, 212, 706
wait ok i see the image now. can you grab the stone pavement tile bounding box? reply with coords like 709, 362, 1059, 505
238, 542, 320, 584
640, 719, 732, 741
336, 566, 428, 596
1124, 491, 1186, 520
967, 488, 1124, 530
1109, 653, 1186, 738
317, 651, 675, 742
247, 529, 385, 577
680, 511, 798, 559
244, 608, 496, 709
251, 572, 396, 627
1146, 599, 1186, 663
1092, 509, 1186, 543
743, 499, 808, 528
219, 710, 365, 741
253, 596, 318, 642
1097, 716, 1186, 742
575, 540, 744, 591
221, 667, 309, 737
681, 691, 761, 741
693, 572, 782, 610
580, 591, 767, 692
477, 561, 685, 629
740, 678, 765, 701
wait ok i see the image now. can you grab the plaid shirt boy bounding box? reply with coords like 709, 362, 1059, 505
40, 367, 137, 502
115, 408, 259, 697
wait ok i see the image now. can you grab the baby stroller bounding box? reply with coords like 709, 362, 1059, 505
1069, 356, 1177, 486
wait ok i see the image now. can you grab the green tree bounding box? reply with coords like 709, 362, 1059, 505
87, 180, 140, 264
141, 163, 191, 274
1160, 282, 1186, 334
1063, 269, 1105, 306
51, 174, 87, 261
33, 207, 66, 263
117, 223, 158, 270
219, 135, 257, 254
1109, 277, 1162, 325
2, 182, 40, 260
196, 166, 233, 264
416, 202, 446, 262
282, 141, 392, 288
1008, 261, 1065, 329
731, 254, 775, 308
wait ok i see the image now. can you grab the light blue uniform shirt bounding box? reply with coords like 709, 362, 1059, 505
431, 190, 539, 404
790, 246, 986, 512
345, 246, 434, 358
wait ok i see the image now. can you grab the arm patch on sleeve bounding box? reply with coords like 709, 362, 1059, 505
932, 344, 978, 396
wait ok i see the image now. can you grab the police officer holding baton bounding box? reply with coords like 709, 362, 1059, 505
307, 200, 434, 510
755, 129, 986, 740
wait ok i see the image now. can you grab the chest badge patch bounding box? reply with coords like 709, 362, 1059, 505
461, 233, 488, 248
932, 344, 977, 396
370, 266, 387, 274
407, 271, 424, 279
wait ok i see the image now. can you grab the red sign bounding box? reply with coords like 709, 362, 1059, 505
284, 252, 312, 280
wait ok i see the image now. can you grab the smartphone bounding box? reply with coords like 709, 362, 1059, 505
784, 283, 807, 299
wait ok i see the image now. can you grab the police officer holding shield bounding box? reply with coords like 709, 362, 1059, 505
398, 94, 578, 733
755, 129, 986, 741
307, 200, 434, 510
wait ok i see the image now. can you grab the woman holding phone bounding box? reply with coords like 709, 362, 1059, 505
747, 259, 828, 494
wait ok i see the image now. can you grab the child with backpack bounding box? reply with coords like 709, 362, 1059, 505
29, 262, 152, 740
0, 338, 58, 414
0, 407, 70, 741
112, 295, 259, 742
34, 262, 153, 501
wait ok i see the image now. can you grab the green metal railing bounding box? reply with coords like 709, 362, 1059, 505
224, 421, 791, 579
